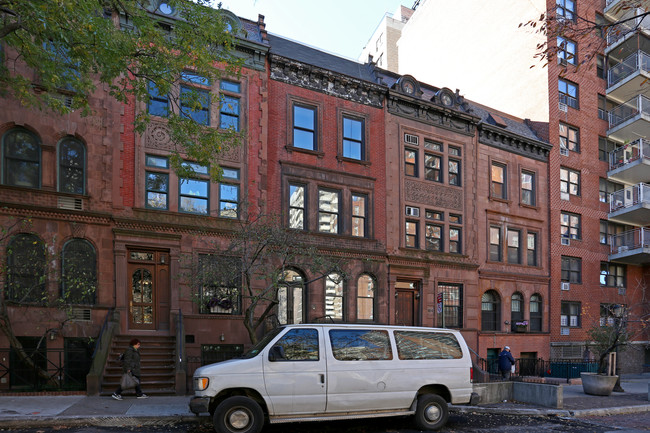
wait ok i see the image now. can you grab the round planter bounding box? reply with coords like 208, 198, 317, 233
580, 372, 618, 396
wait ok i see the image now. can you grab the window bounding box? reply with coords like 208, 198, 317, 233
395, 331, 462, 359
180, 176, 209, 215
600, 220, 630, 245
289, 184, 305, 230
424, 139, 442, 152
351, 193, 367, 237
530, 294, 542, 332
556, 0, 575, 20
527, 232, 538, 266
277, 269, 305, 324
357, 274, 375, 321
557, 36, 577, 65
559, 123, 579, 152
329, 329, 391, 361
481, 290, 501, 331
598, 94, 608, 121
511, 292, 524, 327
220, 81, 240, 131
600, 304, 625, 327
449, 226, 461, 254
449, 158, 461, 186
61, 239, 96, 304
507, 229, 521, 264
437, 283, 463, 328
199, 254, 241, 315
2, 128, 41, 188
561, 212, 581, 240
599, 178, 623, 203
318, 189, 340, 234
145, 155, 169, 210
6, 234, 46, 303
600, 262, 626, 287
561, 256, 582, 283
491, 162, 507, 199
405, 149, 417, 177
426, 209, 443, 221
424, 153, 442, 182
293, 105, 316, 150
596, 13, 607, 38
180, 75, 210, 125
425, 223, 443, 252
561, 301, 581, 327
521, 170, 535, 206
270, 328, 319, 361
147, 81, 168, 117
448, 146, 461, 157
489, 226, 502, 262
560, 167, 580, 197
405, 220, 418, 248
219, 183, 239, 218
558, 79, 578, 109
325, 273, 344, 321
58, 137, 85, 194
598, 137, 618, 162
597, 55, 606, 80
342, 116, 364, 160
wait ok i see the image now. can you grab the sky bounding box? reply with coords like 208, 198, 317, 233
220, 0, 409, 60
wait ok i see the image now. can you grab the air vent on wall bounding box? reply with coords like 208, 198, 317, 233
404, 133, 419, 145
58, 197, 83, 211
70, 308, 91, 322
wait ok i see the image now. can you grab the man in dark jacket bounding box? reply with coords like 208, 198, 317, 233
498, 346, 515, 380
112, 338, 147, 400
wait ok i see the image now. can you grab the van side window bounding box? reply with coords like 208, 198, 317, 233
329, 329, 392, 361
270, 328, 319, 361
394, 331, 462, 360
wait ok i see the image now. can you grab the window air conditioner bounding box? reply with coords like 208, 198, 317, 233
405, 206, 420, 217
559, 102, 568, 112
404, 133, 419, 145
561, 237, 570, 246
560, 147, 569, 156
561, 282, 570, 291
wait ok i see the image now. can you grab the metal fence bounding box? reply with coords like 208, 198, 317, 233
476, 357, 599, 383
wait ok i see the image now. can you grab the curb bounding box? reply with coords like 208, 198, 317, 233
0, 415, 207, 430
570, 404, 650, 417
451, 403, 650, 418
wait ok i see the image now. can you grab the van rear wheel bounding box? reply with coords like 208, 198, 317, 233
213, 396, 263, 433
414, 394, 448, 431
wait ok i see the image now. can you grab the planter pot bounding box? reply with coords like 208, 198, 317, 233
515, 326, 528, 333
580, 372, 618, 396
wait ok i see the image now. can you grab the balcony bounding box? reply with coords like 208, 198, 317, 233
608, 138, 650, 184
605, 1, 650, 21
607, 51, 650, 102
606, 9, 650, 51
608, 183, 650, 225
609, 228, 650, 265
607, 95, 650, 142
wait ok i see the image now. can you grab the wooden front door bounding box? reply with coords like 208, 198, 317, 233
395, 281, 420, 326
127, 250, 169, 330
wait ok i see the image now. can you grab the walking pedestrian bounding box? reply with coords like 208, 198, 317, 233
498, 346, 515, 380
112, 338, 148, 400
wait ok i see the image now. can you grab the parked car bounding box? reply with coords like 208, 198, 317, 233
190, 324, 478, 433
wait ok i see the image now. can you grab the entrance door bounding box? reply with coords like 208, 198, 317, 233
127, 250, 169, 330
394, 281, 420, 326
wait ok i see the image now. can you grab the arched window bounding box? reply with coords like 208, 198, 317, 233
530, 294, 542, 332
58, 137, 86, 194
277, 268, 305, 325
6, 234, 46, 303
357, 274, 375, 321
62, 239, 97, 304
481, 290, 501, 331
2, 128, 41, 188
325, 272, 344, 321
511, 292, 524, 330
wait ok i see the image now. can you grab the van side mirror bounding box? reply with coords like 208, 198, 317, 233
268, 345, 286, 361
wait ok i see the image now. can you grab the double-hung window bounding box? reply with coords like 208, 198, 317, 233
342, 116, 364, 160
318, 189, 340, 234
561, 301, 581, 328
448, 157, 461, 186
219, 168, 240, 218
3, 128, 41, 189
507, 229, 521, 264
293, 105, 316, 150
527, 233, 538, 266
560, 167, 580, 197
449, 226, 461, 254
557, 36, 577, 65
405, 220, 418, 248
219, 81, 241, 131
491, 162, 507, 199
561, 212, 581, 240
489, 226, 502, 262
556, 0, 575, 21
180, 73, 210, 125
289, 184, 306, 230
405, 149, 418, 177
521, 170, 535, 206
600, 262, 626, 287
559, 123, 579, 152
351, 193, 367, 237
425, 223, 443, 251
559, 79, 579, 109
599, 178, 623, 203
179, 162, 209, 215
145, 155, 170, 210
147, 81, 169, 117
424, 153, 442, 182
561, 256, 582, 283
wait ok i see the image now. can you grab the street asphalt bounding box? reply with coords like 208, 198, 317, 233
0, 375, 647, 430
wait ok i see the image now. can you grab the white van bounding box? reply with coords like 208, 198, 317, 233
190, 324, 478, 433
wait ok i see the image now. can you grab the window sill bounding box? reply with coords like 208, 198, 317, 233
285, 145, 325, 158
519, 203, 539, 211
336, 155, 371, 166
489, 197, 510, 204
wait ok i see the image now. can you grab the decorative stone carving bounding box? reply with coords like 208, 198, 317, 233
478, 125, 552, 162
145, 122, 173, 151
388, 96, 477, 136
405, 179, 463, 210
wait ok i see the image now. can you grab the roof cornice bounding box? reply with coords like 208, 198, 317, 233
478, 123, 552, 162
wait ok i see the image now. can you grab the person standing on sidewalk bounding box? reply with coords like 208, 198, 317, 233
112, 338, 148, 400
498, 346, 515, 380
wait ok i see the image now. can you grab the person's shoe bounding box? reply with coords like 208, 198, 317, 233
137, 394, 148, 399
111, 393, 122, 401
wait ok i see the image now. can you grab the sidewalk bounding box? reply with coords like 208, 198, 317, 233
0, 376, 648, 429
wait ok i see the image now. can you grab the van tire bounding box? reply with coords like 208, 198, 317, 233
414, 394, 448, 431
213, 396, 263, 433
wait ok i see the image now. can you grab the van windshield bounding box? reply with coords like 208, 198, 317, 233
240, 327, 284, 359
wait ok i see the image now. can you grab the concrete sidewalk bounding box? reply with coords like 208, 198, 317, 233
0, 376, 648, 429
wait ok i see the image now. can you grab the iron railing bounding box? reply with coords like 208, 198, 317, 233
610, 227, 650, 254
609, 95, 650, 129
609, 183, 650, 212
475, 357, 599, 383
609, 138, 650, 170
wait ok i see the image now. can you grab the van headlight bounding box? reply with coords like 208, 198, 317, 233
195, 377, 209, 391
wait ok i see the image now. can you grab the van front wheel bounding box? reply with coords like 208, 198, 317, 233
213, 396, 263, 433
414, 394, 448, 431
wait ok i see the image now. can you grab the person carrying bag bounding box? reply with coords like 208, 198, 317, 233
112, 338, 148, 400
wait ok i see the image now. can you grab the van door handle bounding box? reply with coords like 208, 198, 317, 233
319, 374, 325, 384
